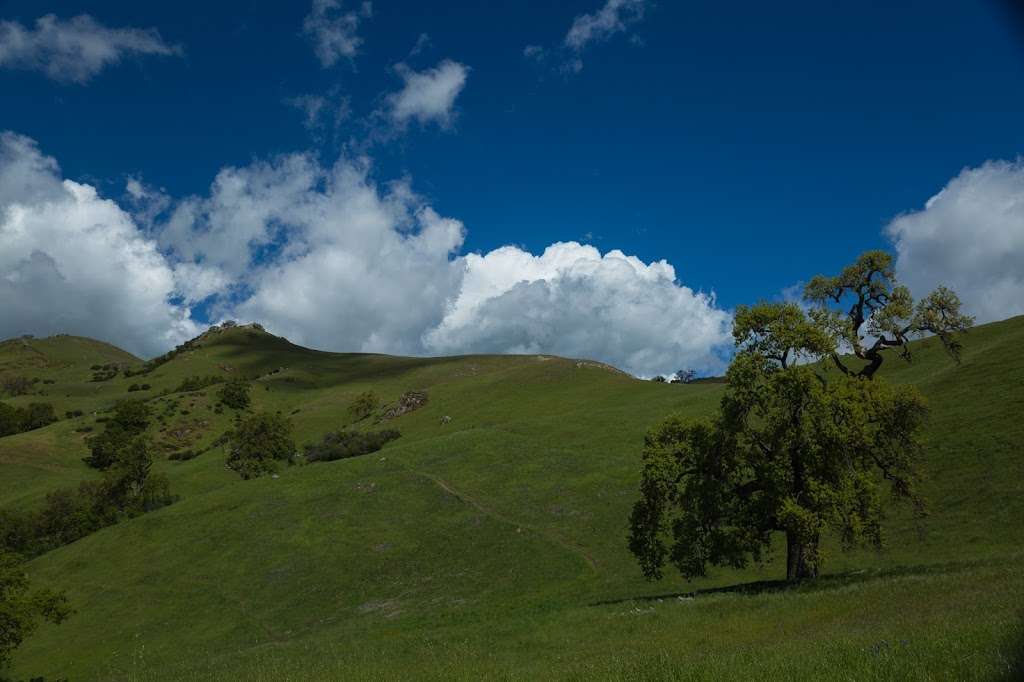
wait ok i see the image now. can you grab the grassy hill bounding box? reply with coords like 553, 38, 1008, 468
3, 319, 1023, 680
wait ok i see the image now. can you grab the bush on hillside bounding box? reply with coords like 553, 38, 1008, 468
348, 391, 380, 421
83, 399, 151, 470
1, 435, 173, 559
304, 429, 401, 463
225, 412, 294, 479
0, 401, 58, 438
175, 375, 226, 393
218, 378, 251, 410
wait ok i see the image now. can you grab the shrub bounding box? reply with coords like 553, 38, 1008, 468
1, 435, 173, 559
304, 429, 401, 463
348, 391, 380, 421
0, 401, 57, 437
225, 412, 294, 479
22, 403, 57, 431
83, 399, 151, 470
175, 375, 225, 393
218, 379, 251, 410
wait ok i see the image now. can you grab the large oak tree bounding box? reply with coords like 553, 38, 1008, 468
629, 251, 972, 582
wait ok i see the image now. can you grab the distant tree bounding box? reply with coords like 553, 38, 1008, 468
225, 412, 295, 479
0, 552, 72, 671
650, 375, 667, 383
84, 399, 151, 470
218, 378, 251, 410
348, 391, 380, 421
304, 428, 400, 463
0, 402, 23, 437
21, 403, 57, 431
670, 369, 697, 384
629, 252, 972, 583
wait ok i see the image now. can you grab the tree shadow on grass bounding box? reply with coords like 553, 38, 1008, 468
590, 559, 996, 607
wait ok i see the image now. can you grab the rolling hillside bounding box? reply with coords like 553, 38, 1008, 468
2, 319, 1023, 680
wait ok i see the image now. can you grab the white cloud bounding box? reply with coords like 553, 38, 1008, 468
2, 132, 731, 376
424, 242, 733, 376
565, 0, 649, 52
303, 0, 372, 67
886, 159, 1024, 325
0, 132, 197, 357
526, 0, 649, 74
0, 13, 181, 84
387, 59, 469, 128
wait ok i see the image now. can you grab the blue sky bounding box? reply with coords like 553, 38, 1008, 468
2, 1, 1023, 374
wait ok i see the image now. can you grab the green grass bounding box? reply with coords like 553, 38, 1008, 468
3, 319, 1023, 680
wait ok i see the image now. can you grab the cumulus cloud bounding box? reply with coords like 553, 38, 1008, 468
425, 243, 733, 376
303, 0, 372, 67
0, 132, 197, 357
886, 159, 1024, 325
0, 13, 181, 84
387, 59, 469, 128
2, 132, 731, 375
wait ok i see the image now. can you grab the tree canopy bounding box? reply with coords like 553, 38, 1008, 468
629, 251, 972, 582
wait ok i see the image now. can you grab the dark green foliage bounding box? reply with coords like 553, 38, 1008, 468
89, 364, 121, 382
0, 552, 72, 671
630, 252, 970, 583
83, 400, 151, 470
303, 429, 400, 463
347, 391, 379, 421
64, 410, 84, 419
225, 412, 294, 479
127, 383, 151, 392
218, 379, 251, 410
20, 404, 56, 432
174, 375, 225, 393
1, 436, 173, 559
650, 376, 666, 383
0, 402, 57, 438
804, 250, 973, 378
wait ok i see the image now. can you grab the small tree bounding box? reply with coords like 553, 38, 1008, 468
0, 552, 72, 671
84, 399, 151, 470
671, 369, 697, 384
348, 391, 380, 421
21, 403, 57, 431
629, 251, 972, 582
225, 412, 294, 479
218, 378, 251, 410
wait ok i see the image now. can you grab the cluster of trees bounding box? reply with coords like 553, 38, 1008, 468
303, 428, 400, 463
83, 400, 151, 470
218, 379, 251, 410
651, 369, 697, 384
175, 375, 226, 393
1, 440, 174, 558
630, 251, 973, 582
0, 402, 57, 438
225, 412, 294, 479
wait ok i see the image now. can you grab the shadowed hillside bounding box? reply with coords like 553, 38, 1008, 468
3, 318, 1023, 680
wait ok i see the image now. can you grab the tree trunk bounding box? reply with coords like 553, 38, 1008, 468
785, 531, 819, 582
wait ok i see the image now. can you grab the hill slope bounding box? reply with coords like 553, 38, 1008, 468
4, 319, 1024, 680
